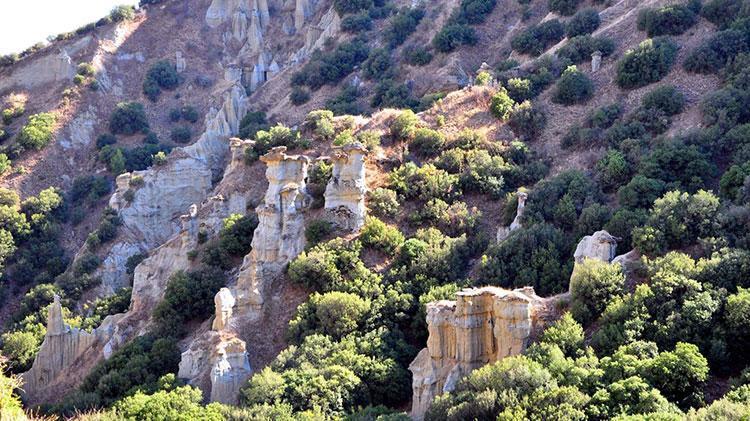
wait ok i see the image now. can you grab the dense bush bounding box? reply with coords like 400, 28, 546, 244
552, 65, 594, 105
143, 60, 179, 101
17, 113, 56, 150
402, 45, 433, 66
638, 139, 715, 192
388, 162, 461, 202
642, 85, 685, 116
616, 37, 679, 89
684, 29, 750, 73
109, 102, 149, 135
556, 35, 615, 64
170, 126, 192, 143
511, 19, 565, 56
385, 8, 425, 47
360, 216, 405, 255
410, 128, 445, 157
341, 12, 373, 33
368, 188, 400, 217
333, 0, 372, 15
570, 259, 625, 325
152, 267, 226, 337
389, 110, 420, 140
479, 223, 573, 295
238, 111, 269, 139
288, 291, 371, 341
450, 0, 497, 24
114, 385, 223, 420
291, 39, 369, 90
432, 24, 478, 53
548, 0, 581, 16
490, 87, 515, 120
246, 124, 302, 161
701, 0, 746, 29
290, 86, 310, 105
565, 8, 600, 37
371, 79, 419, 110
509, 100, 546, 140
362, 48, 393, 80
637, 3, 698, 37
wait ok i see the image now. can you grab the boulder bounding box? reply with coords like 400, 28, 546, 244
409, 287, 551, 419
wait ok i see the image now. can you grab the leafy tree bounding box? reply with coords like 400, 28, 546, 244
110, 102, 149, 135
616, 37, 679, 89
288, 291, 371, 342
642, 342, 709, 409
566, 8, 600, 37
115, 384, 223, 420
637, 3, 698, 37
511, 19, 565, 55
490, 87, 515, 120
553, 65, 594, 105
18, 112, 57, 150
385, 8, 425, 46
359, 216, 405, 256
143, 60, 179, 101
153, 267, 226, 337
549, 0, 581, 16
432, 24, 478, 52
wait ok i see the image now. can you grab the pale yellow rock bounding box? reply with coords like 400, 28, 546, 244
324, 143, 367, 231
213, 288, 236, 331
409, 287, 548, 420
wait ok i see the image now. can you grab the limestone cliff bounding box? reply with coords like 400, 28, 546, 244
324, 143, 367, 231
408, 287, 553, 420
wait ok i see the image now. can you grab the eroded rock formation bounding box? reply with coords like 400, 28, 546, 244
409, 287, 551, 419
496, 190, 527, 242
21, 295, 99, 401
324, 143, 367, 231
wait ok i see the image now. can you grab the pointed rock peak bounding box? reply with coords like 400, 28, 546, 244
47, 294, 65, 336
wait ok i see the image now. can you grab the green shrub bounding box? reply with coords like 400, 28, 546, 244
450, 0, 498, 24
701, 0, 746, 29
637, 4, 698, 37
77, 62, 95, 76
552, 65, 593, 105
684, 29, 750, 73
109, 4, 136, 22
305, 219, 334, 246
73, 74, 85, 85
490, 87, 515, 120
17, 113, 57, 150
368, 188, 400, 217
557, 35, 615, 64
110, 102, 149, 135
508, 100, 546, 140
333, 0, 372, 15
570, 259, 625, 325
616, 37, 679, 89
359, 216, 404, 255
341, 12, 373, 33
403, 45, 433, 66
326, 86, 364, 116
432, 24, 478, 53
390, 110, 420, 140
290, 86, 310, 105
385, 8, 425, 47
180, 106, 199, 123
363, 48, 393, 80
370, 79, 418, 109
248, 124, 301, 160
143, 60, 179, 101
617, 175, 667, 210
291, 39, 369, 90
170, 126, 192, 143
218, 213, 258, 257
239, 111, 269, 139
511, 19, 565, 55
96, 133, 117, 149
505, 78, 532, 102
548, 0, 581, 16
388, 163, 461, 202
638, 139, 715, 192
596, 149, 631, 191
0, 154, 11, 175
153, 267, 226, 337
642, 85, 685, 116
307, 160, 332, 208
410, 128, 445, 157
479, 223, 573, 295
410, 199, 481, 236
566, 8, 600, 37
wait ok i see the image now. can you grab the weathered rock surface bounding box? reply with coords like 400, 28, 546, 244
213, 288, 236, 331
571, 230, 619, 280
235, 146, 310, 313
324, 143, 367, 231
21, 295, 98, 402
58, 108, 97, 150
409, 287, 551, 420
496, 190, 527, 242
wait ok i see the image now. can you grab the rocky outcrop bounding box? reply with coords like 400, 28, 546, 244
409, 287, 551, 419
21, 296, 98, 402
213, 288, 236, 331
295, 0, 315, 30
571, 230, 619, 280
292, 7, 340, 63
59, 108, 97, 150
496, 190, 527, 242
324, 143, 367, 231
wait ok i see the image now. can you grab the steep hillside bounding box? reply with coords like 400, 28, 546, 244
2, 0, 750, 419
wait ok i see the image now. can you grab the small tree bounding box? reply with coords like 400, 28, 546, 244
110, 102, 149, 135
570, 259, 625, 325
552, 66, 593, 105
490, 87, 515, 120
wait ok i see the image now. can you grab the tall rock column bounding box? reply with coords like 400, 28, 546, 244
496, 189, 527, 242
409, 287, 548, 420
324, 143, 367, 231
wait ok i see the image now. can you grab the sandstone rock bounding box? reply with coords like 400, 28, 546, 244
21, 295, 98, 402
591, 50, 602, 72
292, 7, 340, 63
213, 288, 236, 331
58, 108, 97, 150
573, 230, 618, 264
324, 143, 367, 231
496, 190, 527, 242
295, 0, 313, 30
176, 51, 186, 73
236, 146, 310, 313
210, 338, 252, 404
409, 287, 549, 419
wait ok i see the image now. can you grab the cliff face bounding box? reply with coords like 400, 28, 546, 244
409, 287, 554, 420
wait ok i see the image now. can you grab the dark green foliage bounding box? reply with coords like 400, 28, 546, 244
368, 188, 400, 217
450, 0, 497, 24
616, 37, 679, 89
509, 101, 547, 140
334, 0, 372, 15
143, 60, 179, 101
638, 139, 715, 192
170, 126, 192, 143
552, 65, 594, 105
570, 259, 625, 325
402, 45, 433, 66
78, 336, 181, 406
70, 175, 111, 206
637, 3, 698, 37
511, 19, 565, 56
618, 175, 667, 210
109, 5, 136, 22
86, 207, 122, 250
360, 217, 405, 255
109, 102, 149, 135
642, 85, 685, 116
363, 48, 393, 80
684, 29, 750, 73
305, 219, 334, 246
565, 8, 600, 37
326, 86, 365, 116
290, 87, 311, 106
524, 170, 605, 233
557, 35, 615, 64
96, 133, 117, 149
153, 267, 226, 337
410, 128, 445, 157
596, 149, 632, 191
479, 223, 573, 295
341, 12, 373, 33
385, 8, 425, 47
291, 39, 369, 90
432, 24, 478, 53
701, 0, 747, 29
604, 208, 648, 250
371, 80, 418, 109
548, 0, 581, 16
238, 111, 269, 139
388, 162, 461, 202
81, 287, 132, 330
245, 124, 302, 162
